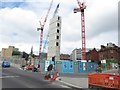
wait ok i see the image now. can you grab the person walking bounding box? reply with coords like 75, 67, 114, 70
45, 64, 53, 80
37, 64, 40, 72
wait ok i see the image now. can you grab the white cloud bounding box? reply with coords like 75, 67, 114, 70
0, 8, 40, 53
0, 0, 119, 55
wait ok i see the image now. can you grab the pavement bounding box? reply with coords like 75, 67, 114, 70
56, 73, 88, 89
55, 69, 119, 89
56, 76, 88, 88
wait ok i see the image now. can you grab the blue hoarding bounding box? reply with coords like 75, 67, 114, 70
62, 61, 74, 73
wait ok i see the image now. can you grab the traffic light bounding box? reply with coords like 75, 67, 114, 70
52, 56, 55, 70
52, 56, 55, 62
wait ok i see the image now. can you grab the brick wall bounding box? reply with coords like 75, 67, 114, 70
86, 48, 99, 62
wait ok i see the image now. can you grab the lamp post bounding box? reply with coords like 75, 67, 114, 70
118, 61, 120, 75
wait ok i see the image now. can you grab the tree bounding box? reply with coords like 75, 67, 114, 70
22, 52, 29, 61
12, 51, 21, 56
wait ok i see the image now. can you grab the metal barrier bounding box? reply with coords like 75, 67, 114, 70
88, 73, 120, 89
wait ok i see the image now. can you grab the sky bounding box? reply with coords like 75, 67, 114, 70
0, 0, 119, 55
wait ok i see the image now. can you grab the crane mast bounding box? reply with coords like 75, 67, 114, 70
37, 0, 54, 59
74, 0, 86, 60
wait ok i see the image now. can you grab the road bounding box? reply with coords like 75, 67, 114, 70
1, 67, 73, 89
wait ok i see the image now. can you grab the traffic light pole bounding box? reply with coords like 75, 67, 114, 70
52, 56, 55, 70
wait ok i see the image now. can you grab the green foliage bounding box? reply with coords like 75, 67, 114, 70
12, 51, 21, 56
106, 59, 117, 64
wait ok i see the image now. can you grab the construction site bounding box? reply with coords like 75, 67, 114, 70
1, 0, 120, 89
35, 0, 120, 89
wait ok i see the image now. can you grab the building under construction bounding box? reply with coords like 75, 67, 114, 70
47, 16, 61, 60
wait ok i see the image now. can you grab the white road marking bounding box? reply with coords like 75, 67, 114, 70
60, 85, 70, 88
0, 75, 19, 79
57, 79, 82, 88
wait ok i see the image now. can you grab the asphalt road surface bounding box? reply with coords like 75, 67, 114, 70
1, 67, 73, 89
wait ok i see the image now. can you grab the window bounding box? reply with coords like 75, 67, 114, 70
58, 17, 60, 20
56, 42, 59, 46
57, 29, 59, 33
57, 36, 59, 39
57, 23, 60, 27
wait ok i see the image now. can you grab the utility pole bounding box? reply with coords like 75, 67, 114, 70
118, 61, 120, 75
118, 1, 120, 75
74, 0, 86, 60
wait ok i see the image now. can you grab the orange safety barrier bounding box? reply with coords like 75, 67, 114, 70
88, 73, 120, 89
50, 70, 59, 81
50, 75, 57, 81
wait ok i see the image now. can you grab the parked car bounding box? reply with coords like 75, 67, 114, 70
2, 61, 10, 68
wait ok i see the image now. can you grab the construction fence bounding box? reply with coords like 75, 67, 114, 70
0, 57, 118, 74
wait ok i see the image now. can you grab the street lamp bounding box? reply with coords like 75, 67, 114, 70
118, 61, 120, 75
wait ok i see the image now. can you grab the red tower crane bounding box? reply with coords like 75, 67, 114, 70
37, 0, 53, 59
74, 0, 86, 60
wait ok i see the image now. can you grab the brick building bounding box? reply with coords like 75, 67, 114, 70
86, 43, 120, 63
99, 43, 120, 62
86, 48, 99, 62
60, 54, 70, 60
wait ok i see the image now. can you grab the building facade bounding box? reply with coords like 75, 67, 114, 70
99, 43, 120, 62
60, 54, 70, 60
47, 16, 61, 60
86, 48, 99, 62
1, 46, 19, 58
70, 48, 82, 60
70, 48, 93, 61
